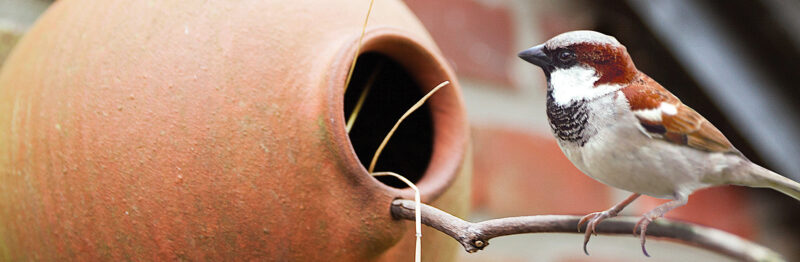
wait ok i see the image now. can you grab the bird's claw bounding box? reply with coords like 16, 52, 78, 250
633, 215, 656, 257
577, 210, 616, 255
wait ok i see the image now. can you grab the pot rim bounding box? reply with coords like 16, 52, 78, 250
327, 27, 469, 203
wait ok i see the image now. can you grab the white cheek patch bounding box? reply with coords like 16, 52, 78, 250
550, 65, 622, 105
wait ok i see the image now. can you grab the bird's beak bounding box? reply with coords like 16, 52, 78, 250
518, 44, 551, 68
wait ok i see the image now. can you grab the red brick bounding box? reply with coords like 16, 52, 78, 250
637, 186, 758, 239
471, 126, 611, 216
404, 0, 514, 85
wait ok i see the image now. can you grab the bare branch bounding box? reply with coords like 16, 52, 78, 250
390, 199, 784, 262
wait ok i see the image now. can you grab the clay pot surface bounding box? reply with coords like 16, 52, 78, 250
0, 0, 469, 261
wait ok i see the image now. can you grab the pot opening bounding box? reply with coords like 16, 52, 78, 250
344, 52, 434, 188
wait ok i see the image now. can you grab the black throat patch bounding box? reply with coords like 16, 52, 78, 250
546, 89, 590, 146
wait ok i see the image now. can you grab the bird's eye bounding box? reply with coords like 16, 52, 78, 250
558, 50, 575, 62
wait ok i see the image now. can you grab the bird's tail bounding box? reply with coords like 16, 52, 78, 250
733, 162, 800, 201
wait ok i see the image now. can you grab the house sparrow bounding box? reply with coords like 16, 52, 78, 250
517, 30, 800, 256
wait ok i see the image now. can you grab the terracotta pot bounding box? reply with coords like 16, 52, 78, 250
0, 0, 470, 261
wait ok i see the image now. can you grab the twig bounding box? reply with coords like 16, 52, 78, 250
390, 199, 784, 262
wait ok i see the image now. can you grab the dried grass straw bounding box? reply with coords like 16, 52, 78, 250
346, 62, 383, 133
343, 0, 375, 94
369, 81, 449, 262
367, 81, 449, 173
343, 1, 452, 261
372, 172, 422, 262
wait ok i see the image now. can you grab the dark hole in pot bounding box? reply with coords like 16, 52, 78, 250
344, 52, 434, 188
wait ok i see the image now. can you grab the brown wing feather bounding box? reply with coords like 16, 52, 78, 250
622, 73, 737, 153
662, 105, 735, 153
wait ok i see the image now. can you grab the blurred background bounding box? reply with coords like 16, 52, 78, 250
1, 0, 798, 261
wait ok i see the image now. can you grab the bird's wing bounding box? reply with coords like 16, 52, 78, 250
621, 74, 737, 153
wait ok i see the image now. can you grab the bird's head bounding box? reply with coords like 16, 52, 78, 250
518, 31, 639, 104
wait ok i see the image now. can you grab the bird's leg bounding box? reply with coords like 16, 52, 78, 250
578, 193, 641, 255
634, 197, 688, 257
